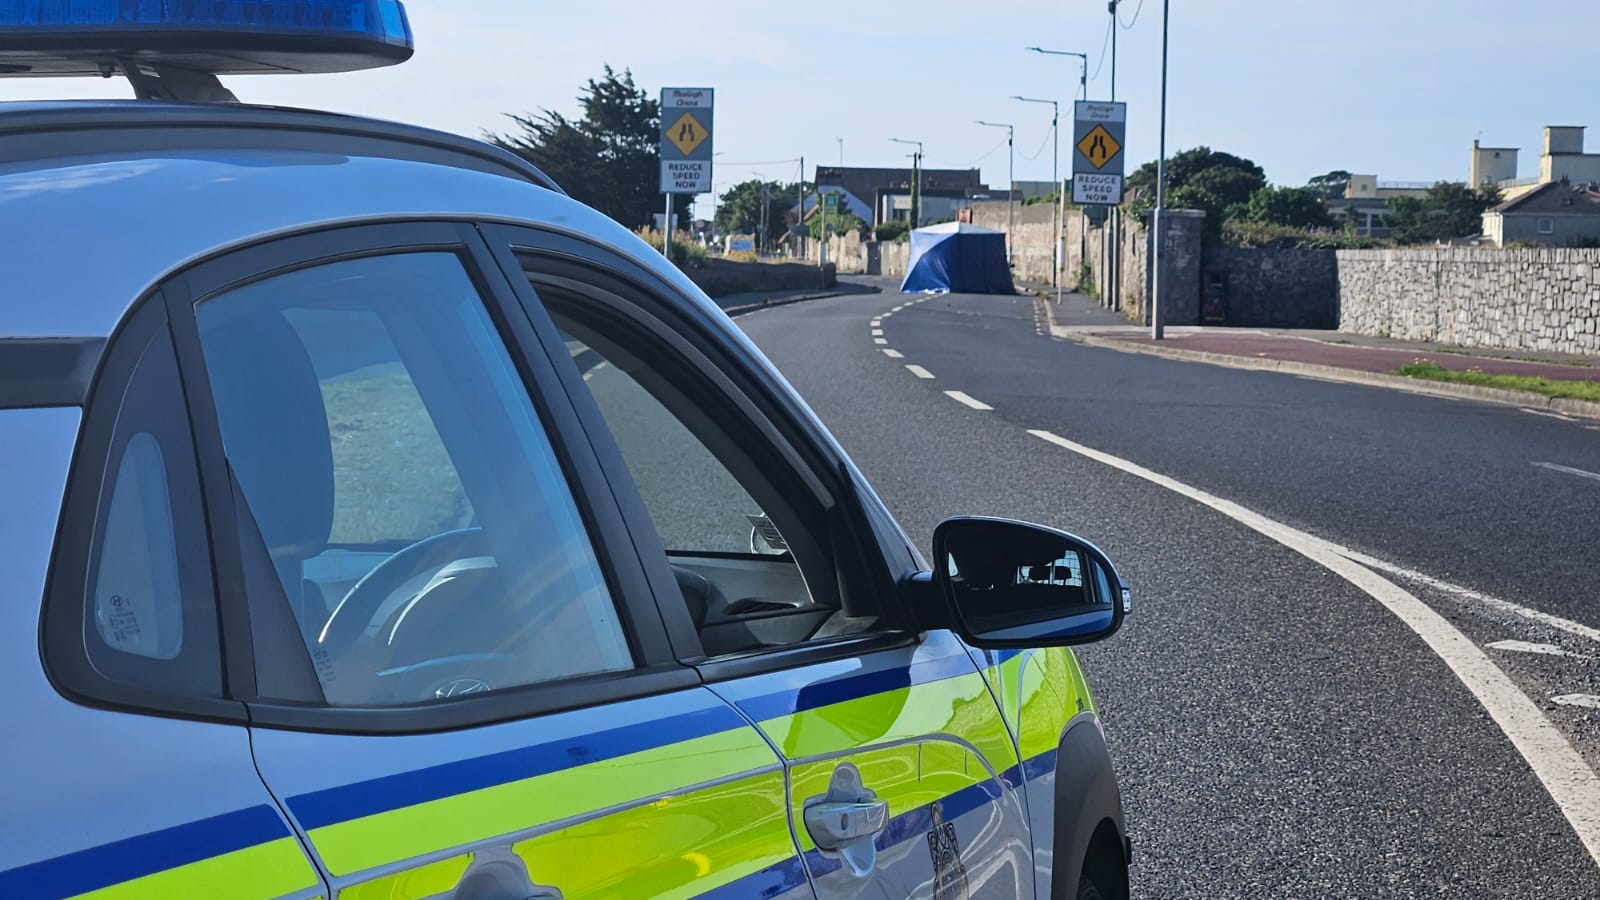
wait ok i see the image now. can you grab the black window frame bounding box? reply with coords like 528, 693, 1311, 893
40, 296, 243, 725
477, 224, 918, 683
162, 221, 694, 735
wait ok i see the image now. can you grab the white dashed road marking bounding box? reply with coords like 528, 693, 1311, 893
882, 349, 904, 359
1534, 461, 1600, 484
1554, 695, 1600, 709
874, 338, 888, 345
872, 329, 884, 336
1487, 640, 1588, 658
1028, 427, 1600, 867
945, 391, 993, 410
906, 365, 935, 380
871, 319, 882, 327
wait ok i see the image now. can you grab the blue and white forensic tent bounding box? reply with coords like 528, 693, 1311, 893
899, 222, 1015, 294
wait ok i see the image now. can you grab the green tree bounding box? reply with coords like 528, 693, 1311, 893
488, 66, 688, 229
1428, 181, 1501, 238
1247, 186, 1333, 229
1127, 147, 1266, 223
1306, 169, 1352, 200
1385, 182, 1502, 244
1384, 195, 1430, 244
715, 180, 799, 246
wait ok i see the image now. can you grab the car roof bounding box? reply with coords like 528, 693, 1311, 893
0, 101, 699, 339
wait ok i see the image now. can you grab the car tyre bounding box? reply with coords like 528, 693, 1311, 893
1077, 876, 1106, 900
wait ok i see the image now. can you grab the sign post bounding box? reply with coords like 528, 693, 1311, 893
659, 87, 714, 257
1071, 100, 1126, 206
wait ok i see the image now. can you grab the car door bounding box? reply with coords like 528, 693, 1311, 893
5, 301, 322, 900
487, 227, 1036, 900
164, 223, 815, 899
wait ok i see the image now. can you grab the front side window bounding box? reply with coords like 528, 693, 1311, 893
528, 268, 874, 658
194, 252, 630, 707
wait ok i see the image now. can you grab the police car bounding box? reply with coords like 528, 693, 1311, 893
0, 4, 1132, 898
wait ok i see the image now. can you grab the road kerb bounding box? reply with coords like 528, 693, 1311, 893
1051, 328, 1600, 421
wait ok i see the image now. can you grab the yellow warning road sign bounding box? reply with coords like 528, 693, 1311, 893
1076, 125, 1120, 170
666, 112, 709, 156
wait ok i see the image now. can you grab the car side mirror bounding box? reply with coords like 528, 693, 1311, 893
930, 516, 1127, 649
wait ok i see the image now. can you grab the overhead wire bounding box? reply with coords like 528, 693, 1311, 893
967, 138, 1009, 168
1087, 16, 1113, 82
1117, 0, 1145, 29
1016, 128, 1053, 162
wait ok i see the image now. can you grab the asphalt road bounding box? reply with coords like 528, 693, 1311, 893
735, 280, 1600, 898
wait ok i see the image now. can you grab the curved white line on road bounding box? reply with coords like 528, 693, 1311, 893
1029, 427, 1600, 868
1338, 548, 1600, 647
1535, 461, 1600, 483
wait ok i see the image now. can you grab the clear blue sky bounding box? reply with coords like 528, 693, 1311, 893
6, 0, 1594, 206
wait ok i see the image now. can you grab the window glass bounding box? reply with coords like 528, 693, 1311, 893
195, 252, 630, 707
84, 326, 221, 695
93, 433, 183, 660
534, 277, 855, 658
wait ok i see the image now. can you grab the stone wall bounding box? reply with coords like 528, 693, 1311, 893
810, 230, 910, 277
1207, 248, 1339, 328
1337, 248, 1600, 354
968, 200, 1081, 285
1082, 209, 1137, 315
688, 257, 836, 298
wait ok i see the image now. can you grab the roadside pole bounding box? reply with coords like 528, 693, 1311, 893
1151, 0, 1171, 339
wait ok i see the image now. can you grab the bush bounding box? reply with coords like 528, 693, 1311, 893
1222, 219, 1380, 250
873, 221, 910, 242
635, 228, 708, 268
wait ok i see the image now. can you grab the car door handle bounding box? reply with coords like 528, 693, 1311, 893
804, 799, 889, 850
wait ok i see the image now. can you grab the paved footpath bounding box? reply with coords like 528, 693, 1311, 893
1022, 285, 1600, 415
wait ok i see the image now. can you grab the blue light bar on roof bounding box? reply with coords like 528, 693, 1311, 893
0, 0, 413, 77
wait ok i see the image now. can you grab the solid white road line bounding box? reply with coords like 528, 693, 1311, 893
882, 349, 904, 359
1534, 461, 1600, 484
906, 365, 935, 380
1338, 548, 1600, 647
1028, 427, 1600, 867
874, 338, 889, 345
945, 391, 993, 410
1521, 407, 1578, 421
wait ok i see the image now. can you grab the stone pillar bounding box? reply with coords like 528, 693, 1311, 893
1147, 209, 1204, 326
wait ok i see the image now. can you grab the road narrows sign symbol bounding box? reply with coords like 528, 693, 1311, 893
1076, 125, 1120, 170
667, 112, 708, 156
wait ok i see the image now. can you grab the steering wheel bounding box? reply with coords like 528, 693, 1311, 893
318, 527, 488, 655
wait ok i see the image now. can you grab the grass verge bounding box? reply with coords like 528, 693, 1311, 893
1394, 360, 1600, 403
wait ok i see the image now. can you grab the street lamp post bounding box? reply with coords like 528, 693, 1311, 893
1026, 47, 1088, 100
889, 138, 923, 228
1028, 48, 1090, 295
1151, 0, 1172, 339
976, 120, 1016, 271
1014, 95, 1060, 296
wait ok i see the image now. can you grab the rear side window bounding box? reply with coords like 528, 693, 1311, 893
81, 323, 222, 696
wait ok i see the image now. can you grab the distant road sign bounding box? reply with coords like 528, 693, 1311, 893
1076, 125, 1120, 169
661, 87, 714, 194
1072, 101, 1126, 205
